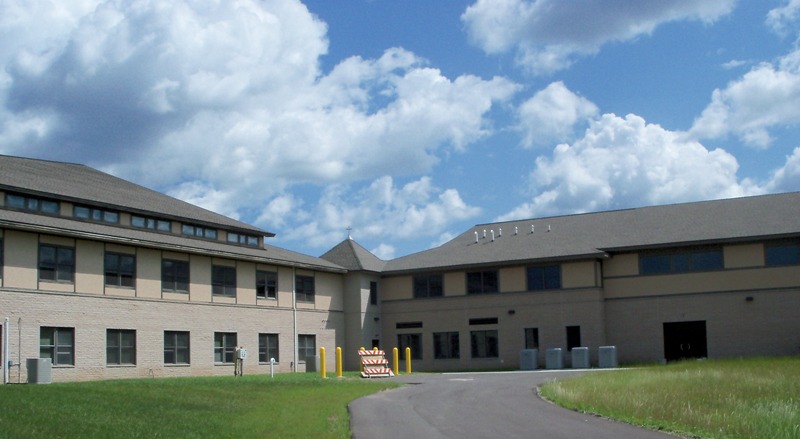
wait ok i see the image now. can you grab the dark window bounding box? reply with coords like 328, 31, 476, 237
469, 317, 498, 326
256, 270, 277, 299
298, 334, 316, 362
527, 265, 561, 290
105, 253, 135, 288
470, 330, 499, 358
524, 327, 539, 349
212, 265, 237, 297
107, 329, 136, 365
182, 224, 217, 240
214, 332, 237, 364
5, 193, 59, 215
296, 275, 315, 303
433, 332, 460, 360
40, 327, 74, 366
39, 244, 74, 282
227, 232, 260, 247
640, 248, 723, 275
0, 238, 3, 280
369, 281, 378, 305
397, 333, 422, 360
74, 205, 118, 224
164, 331, 190, 365
766, 241, 800, 266
395, 322, 423, 329
131, 215, 171, 232
467, 270, 498, 294
413, 274, 443, 298
162, 259, 189, 292
566, 326, 581, 351
259, 333, 279, 363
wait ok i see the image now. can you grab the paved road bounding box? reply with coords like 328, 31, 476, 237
350, 370, 677, 439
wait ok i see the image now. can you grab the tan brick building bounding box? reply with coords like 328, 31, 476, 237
2, 155, 799, 382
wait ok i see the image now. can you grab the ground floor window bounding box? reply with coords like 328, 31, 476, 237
397, 333, 422, 360
566, 325, 581, 351
164, 331, 190, 365
214, 332, 237, 364
107, 329, 136, 365
433, 332, 460, 359
259, 333, 279, 363
470, 330, 498, 358
297, 334, 316, 362
40, 327, 74, 366
524, 327, 539, 349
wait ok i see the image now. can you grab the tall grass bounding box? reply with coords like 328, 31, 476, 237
540, 357, 800, 439
0, 373, 399, 438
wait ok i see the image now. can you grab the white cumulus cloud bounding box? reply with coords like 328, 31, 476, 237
517, 81, 598, 148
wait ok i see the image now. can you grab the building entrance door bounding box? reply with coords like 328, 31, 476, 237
663, 320, 707, 362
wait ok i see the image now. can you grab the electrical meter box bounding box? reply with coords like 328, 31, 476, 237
237, 348, 247, 360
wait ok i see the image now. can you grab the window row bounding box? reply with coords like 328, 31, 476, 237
39, 327, 316, 366
412, 265, 562, 298
35, 245, 313, 301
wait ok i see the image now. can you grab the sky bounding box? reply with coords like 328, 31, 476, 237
2, 0, 800, 260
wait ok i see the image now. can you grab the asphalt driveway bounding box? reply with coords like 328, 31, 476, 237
349, 370, 677, 439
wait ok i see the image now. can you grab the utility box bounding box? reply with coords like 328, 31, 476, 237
26, 358, 52, 384
599, 346, 618, 368
519, 349, 538, 370
571, 347, 590, 369
545, 348, 563, 369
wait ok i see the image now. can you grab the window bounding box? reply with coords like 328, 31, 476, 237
131, 215, 171, 232
766, 241, 800, 266
296, 275, 315, 303
640, 247, 723, 275
40, 327, 74, 366
527, 265, 561, 290
396, 322, 423, 329
214, 332, 237, 364
467, 270, 498, 294
433, 332, 459, 360
227, 232, 260, 247
39, 244, 74, 282
369, 281, 378, 305
470, 330, 498, 358
0, 237, 3, 281
413, 274, 443, 298
164, 331, 190, 365
397, 333, 422, 360
524, 327, 539, 350
5, 193, 59, 215
162, 259, 189, 292
105, 252, 135, 288
566, 326, 581, 351
297, 334, 316, 362
259, 333, 279, 363
181, 224, 217, 240
212, 265, 237, 297
256, 270, 277, 299
107, 329, 136, 365
469, 317, 498, 326
73, 205, 118, 223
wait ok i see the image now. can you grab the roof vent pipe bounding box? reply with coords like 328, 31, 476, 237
491, 230, 495, 242
498, 228, 502, 237
514, 226, 518, 235
548, 224, 551, 232
483, 229, 486, 239
531, 224, 535, 234
474, 231, 478, 243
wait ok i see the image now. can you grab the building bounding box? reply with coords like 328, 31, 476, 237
2, 154, 799, 382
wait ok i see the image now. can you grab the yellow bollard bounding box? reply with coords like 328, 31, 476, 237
320, 347, 327, 379
405, 347, 412, 374
336, 346, 343, 378
392, 347, 399, 376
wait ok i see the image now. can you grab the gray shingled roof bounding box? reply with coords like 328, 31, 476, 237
0, 208, 345, 272
320, 238, 385, 272
0, 155, 271, 236
383, 192, 800, 274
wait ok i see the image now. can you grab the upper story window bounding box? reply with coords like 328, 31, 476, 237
181, 224, 218, 240
639, 247, 723, 275
295, 275, 315, 303
466, 270, 498, 294
73, 205, 118, 224
212, 265, 237, 297
527, 265, 561, 290
131, 215, 172, 232
413, 274, 443, 298
227, 232, 260, 247
5, 193, 60, 215
39, 244, 74, 283
162, 259, 189, 292
369, 281, 378, 305
105, 252, 136, 288
765, 241, 800, 266
256, 270, 277, 299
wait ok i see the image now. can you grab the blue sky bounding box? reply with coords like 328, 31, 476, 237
2, 0, 800, 259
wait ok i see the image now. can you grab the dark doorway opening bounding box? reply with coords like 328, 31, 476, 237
663, 320, 707, 362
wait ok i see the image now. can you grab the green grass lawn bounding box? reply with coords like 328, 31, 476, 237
0, 373, 399, 438
540, 357, 800, 439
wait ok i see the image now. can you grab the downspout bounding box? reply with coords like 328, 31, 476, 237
2, 317, 8, 384
292, 267, 297, 373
